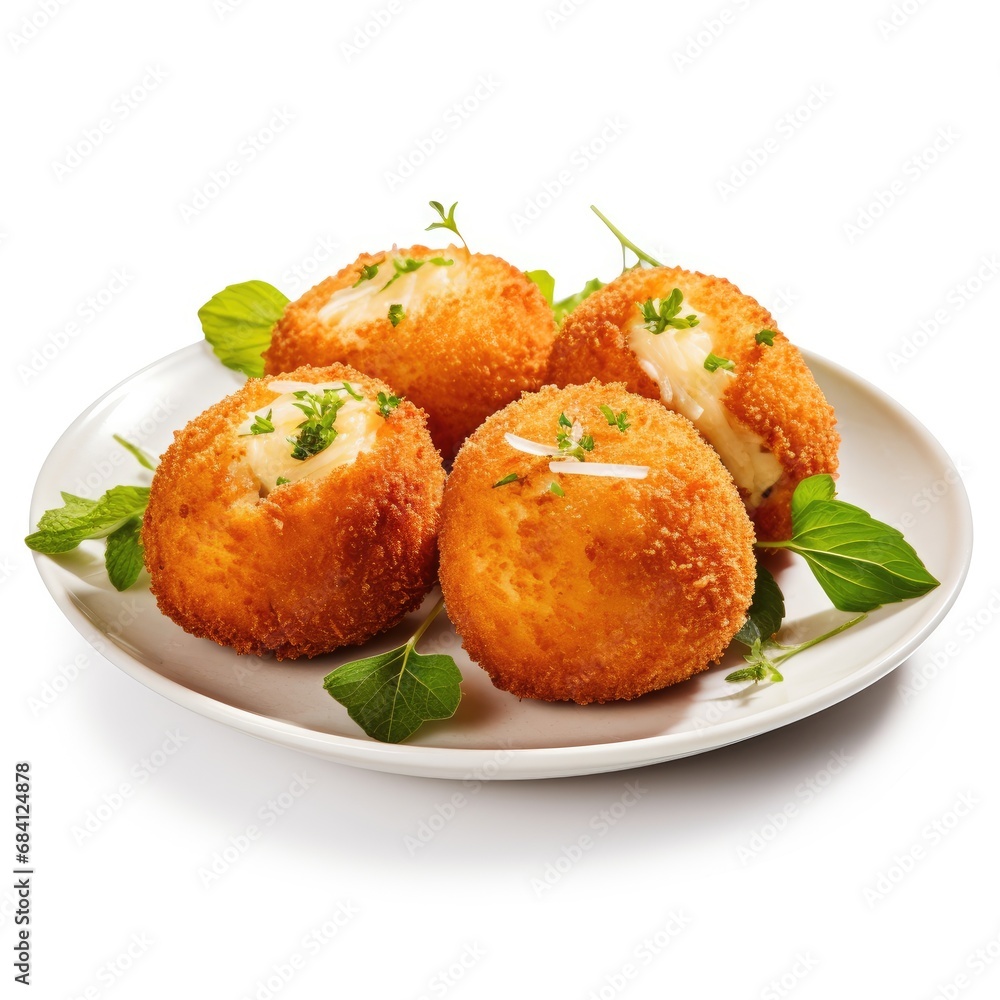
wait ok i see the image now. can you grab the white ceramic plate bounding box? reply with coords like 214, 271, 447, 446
29, 343, 972, 779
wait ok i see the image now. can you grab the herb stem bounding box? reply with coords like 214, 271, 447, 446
408, 596, 446, 649
590, 206, 664, 270
771, 613, 868, 665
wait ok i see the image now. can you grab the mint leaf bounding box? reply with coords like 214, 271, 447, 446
766, 475, 940, 613
26, 485, 150, 554
734, 562, 785, 646
105, 517, 145, 591
113, 434, 157, 470
198, 280, 289, 379
323, 601, 462, 743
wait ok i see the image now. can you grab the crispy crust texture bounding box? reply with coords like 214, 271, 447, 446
438, 381, 756, 704
264, 245, 557, 458
142, 363, 445, 660
547, 267, 839, 540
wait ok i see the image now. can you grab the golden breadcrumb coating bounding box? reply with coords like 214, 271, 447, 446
438, 381, 756, 704
547, 267, 839, 540
142, 363, 444, 660
264, 245, 557, 458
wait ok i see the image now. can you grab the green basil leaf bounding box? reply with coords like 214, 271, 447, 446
198, 280, 289, 379
788, 496, 940, 612
734, 562, 785, 646
323, 643, 462, 744
790, 473, 837, 523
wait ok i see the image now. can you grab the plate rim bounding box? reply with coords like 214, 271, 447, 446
28, 342, 974, 780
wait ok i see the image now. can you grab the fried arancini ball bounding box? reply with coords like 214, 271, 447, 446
142, 363, 444, 660
263, 244, 557, 458
438, 381, 756, 704
547, 267, 839, 541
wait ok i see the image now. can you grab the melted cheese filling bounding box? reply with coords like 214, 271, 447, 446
627, 308, 783, 506
316, 251, 464, 328
238, 380, 381, 494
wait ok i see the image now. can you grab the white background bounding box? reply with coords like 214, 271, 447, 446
4, 0, 998, 997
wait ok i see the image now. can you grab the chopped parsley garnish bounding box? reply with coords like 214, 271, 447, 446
638, 291, 699, 334
599, 405, 630, 433
241, 409, 275, 436
704, 352, 735, 373
388, 303, 404, 326
352, 262, 380, 287
549, 482, 565, 497
493, 473, 520, 488
426, 200, 467, 248
376, 391, 401, 418
379, 256, 453, 293
287, 389, 347, 461
756, 329, 776, 346
275, 477, 290, 486
556, 412, 595, 461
